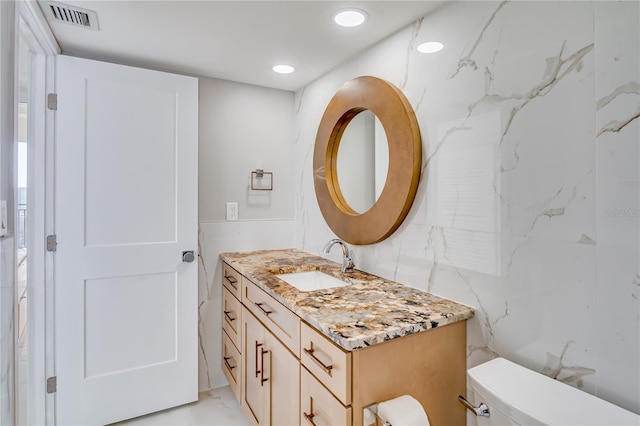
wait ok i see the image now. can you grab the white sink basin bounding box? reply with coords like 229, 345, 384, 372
275, 270, 349, 292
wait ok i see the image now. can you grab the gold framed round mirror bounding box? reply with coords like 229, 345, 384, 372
313, 76, 422, 245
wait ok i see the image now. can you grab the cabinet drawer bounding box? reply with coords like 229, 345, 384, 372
222, 262, 242, 300
243, 279, 300, 357
301, 367, 351, 426
222, 286, 242, 352
301, 322, 351, 405
222, 329, 242, 402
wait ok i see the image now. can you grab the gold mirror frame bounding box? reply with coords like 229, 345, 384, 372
313, 76, 422, 245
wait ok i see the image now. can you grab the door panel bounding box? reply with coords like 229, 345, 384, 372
267, 331, 299, 425
83, 78, 177, 246
84, 273, 177, 378
243, 309, 268, 425
54, 55, 198, 425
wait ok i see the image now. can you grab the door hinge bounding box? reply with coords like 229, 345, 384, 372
46, 376, 57, 394
47, 93, 57, 110
46, 234, 57, 252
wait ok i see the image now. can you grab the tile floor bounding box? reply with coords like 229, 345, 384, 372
114, 387, 249, 426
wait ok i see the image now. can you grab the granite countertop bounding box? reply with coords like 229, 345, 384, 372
220, 248, 474, 351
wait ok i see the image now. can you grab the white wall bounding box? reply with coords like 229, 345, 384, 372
199, 78, 295, 221
197, 77, 296, 391
294, 1, 639, 414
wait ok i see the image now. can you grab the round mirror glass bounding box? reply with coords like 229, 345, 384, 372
336, 110, 389, 213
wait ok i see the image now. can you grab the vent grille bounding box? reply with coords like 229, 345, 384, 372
48, 2, 99, 30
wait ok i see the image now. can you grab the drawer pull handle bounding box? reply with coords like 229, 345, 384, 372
223, 356, 235, 370
303, 397, 317, 426
260, 347, 269, 386
255, 341, 262, 378
255, 302, 273, 316
303, 412, 317, 426
303, 346, 333, 376
224, 275, 238, 289
223, 310, 236, 322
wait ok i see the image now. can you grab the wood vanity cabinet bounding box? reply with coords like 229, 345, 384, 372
222, 262, 300, 425
222, 261, 467, 426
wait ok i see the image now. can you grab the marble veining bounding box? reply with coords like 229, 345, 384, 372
196, 224, 213, 391
1, 236, 15, 426
543, 341, 595, 390
596, 81, 640, 137
450, 0, 509, 79
220, 249, 474, 351
598, 111, 640, 137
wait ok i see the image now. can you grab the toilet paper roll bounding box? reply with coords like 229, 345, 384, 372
377, 395, 430, 426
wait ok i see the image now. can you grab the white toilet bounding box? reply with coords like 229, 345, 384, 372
465, 357, 640, 425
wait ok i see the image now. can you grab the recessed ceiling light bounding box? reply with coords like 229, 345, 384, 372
417, 42, 444, 53
334, 9, 367, 27
273, 64, 295, 74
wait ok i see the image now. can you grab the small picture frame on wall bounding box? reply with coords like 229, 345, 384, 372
0, 200, 7, 236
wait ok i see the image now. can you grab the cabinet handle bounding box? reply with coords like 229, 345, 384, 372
223, 310, 236, 322
255, 302, 273, 316
303, 412, 317, 426
224, 275, 238, 289
303, 397, 317, 426
303, 345, 333, 376
223, 356, 235, 370
255, 341, 262, 378
260, 347, 269, 386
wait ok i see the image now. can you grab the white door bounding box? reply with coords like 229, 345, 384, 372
54, 55, 198, 425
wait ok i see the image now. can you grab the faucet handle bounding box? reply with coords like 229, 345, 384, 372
344, 249, 355, 272
345, 249, 354, 262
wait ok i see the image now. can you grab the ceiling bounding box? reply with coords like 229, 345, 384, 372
37, 1, 443, 91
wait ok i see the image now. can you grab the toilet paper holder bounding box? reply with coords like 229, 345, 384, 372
363, 403, 391, 426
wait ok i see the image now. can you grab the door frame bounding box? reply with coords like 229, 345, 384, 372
15, 2, 59, 424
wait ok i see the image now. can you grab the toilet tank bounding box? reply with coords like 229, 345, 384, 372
467, 357, 640, 426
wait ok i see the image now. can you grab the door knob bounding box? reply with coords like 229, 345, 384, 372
182, 251, 195, 263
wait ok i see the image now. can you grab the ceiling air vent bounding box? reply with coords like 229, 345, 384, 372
47, 2, 99, 30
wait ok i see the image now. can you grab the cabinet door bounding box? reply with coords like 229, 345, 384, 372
243, 309, 270, 425
266, 332, 300, 425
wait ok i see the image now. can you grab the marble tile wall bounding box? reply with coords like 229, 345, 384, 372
0, 236, 15, 426
294, 0, 639, 414
197, 220, 295, 391
593, 1, 640, 412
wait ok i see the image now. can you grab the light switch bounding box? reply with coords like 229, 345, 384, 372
226, 202, 238, 221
